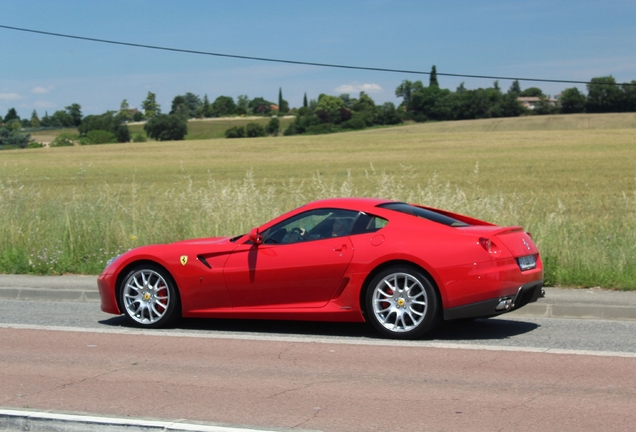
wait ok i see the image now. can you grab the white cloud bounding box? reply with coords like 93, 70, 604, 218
335, 83, 383, 94
32, 87, 51, 94
0, 93, 23, 101
34, 101, 56, 109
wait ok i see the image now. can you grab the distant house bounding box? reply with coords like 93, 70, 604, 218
517, 96, 557, 110
270, 104, 279, 112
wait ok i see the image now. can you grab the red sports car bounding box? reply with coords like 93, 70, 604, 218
98, 198, 543, 339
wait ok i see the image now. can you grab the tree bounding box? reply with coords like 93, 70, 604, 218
65, 103, 82, 126
508, 80, 521, 95
202, 94, 212, 117
79, 111, 130, 142
429, 65, 439, 88
142, 92, 161, 118
559, 87, 587, 113
315, 94, 346, 123
144, 114, 187, 141
303, 93, 308, 108
0, 127, 30, 148
519, 87, 544, 97
211, 96, 236, 117
119, 99, 134, 122
236, 95, 249, 115
30, 110, 40, 128
183, 92, 202, 118
248, 97, 272, 115
353, 92, 375, 112
50, 110, 75, 127
3, 108, 19, 123
380, 102, 401, 125
586, 76, 621, 113
170, 95, 189, 118
396, 80, 425, 109
621, 81, 636, 112
277, 88, 289, 113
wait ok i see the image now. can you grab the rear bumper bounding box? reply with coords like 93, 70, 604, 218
443, 280, 544, 321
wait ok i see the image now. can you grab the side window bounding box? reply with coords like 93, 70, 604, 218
350, 213, 388, 235
262, 209, 359, 245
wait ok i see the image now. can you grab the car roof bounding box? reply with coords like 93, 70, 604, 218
302, 197, 394, 212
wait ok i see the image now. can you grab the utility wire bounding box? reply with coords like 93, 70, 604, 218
1, 24, 633, 87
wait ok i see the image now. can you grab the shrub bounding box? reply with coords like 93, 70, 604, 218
225, 126, 245, 138
341, 118, 367, 130
132, 133, 147, 142
144, 114, 188, 141
245, 122, 266, 138
305, 124, 335, 135
267, 117, 280, 136
86, 130, 117, 145
27, 142, 44, 148
0, 127, 31, 149
51, 133, 81, 147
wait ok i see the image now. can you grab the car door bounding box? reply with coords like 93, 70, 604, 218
223, 209, 356, 308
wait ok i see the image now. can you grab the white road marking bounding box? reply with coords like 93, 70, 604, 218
2, 322, 635, 358
0, 408, 282, 431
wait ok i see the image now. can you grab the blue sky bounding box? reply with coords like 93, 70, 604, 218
1, 0, 635, 117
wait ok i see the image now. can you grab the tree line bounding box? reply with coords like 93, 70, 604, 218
2, 68, 636, 149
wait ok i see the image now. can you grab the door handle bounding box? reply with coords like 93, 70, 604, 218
333, 244, 348, 252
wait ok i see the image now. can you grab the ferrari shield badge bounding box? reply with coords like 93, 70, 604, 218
180, 255, 188, 266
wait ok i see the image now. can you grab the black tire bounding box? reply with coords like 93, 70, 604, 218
119, 264, 180, 328
365, 266, 439, 339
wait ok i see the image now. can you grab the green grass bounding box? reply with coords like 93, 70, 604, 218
2, 113, 636, 289
128, 116, 295, 140
29, 116, 295, 143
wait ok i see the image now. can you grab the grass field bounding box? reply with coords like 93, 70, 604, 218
3, 113, 636, 289
29, 116, 296, 144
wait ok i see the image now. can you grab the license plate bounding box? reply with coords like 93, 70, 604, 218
517, 255, 537, 271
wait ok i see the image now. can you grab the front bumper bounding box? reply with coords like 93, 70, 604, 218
443, 280, 544, 321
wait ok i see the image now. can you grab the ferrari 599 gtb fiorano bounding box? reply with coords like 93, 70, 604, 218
98, 198, 543, 339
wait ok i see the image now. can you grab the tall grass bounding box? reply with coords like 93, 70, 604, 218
1, 166, 634, 289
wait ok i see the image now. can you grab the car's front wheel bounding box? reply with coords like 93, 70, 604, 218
120, 264, 180, 328
365, 266, 439, 339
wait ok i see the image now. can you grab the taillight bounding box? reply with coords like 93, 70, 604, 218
479, 237, 501, 254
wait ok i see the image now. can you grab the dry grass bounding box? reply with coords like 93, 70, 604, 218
2, 113, 636, 288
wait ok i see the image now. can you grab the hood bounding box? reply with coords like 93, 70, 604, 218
169, 236, 236, 246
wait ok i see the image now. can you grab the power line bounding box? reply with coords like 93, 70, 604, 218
1, 24, 633, 87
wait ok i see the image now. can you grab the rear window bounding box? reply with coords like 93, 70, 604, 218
377, 202, 470, 227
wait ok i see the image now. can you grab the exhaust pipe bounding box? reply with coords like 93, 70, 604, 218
496, 298, 514, 311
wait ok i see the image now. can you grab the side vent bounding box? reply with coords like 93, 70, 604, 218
197, 255, 212, 269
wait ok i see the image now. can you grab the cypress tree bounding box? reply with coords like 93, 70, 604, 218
429, 65, 439, 88
303, 93, 308, 108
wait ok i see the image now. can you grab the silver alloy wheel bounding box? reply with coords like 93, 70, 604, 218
371, 272, 428, 333
122, 269, 171, 325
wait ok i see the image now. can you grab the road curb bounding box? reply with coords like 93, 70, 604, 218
0, 408, 316, 432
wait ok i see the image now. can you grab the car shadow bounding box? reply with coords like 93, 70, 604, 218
98, 315, 539, 341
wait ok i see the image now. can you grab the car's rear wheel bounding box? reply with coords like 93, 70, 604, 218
365, 266, 439, 339
120, 264, 180, 328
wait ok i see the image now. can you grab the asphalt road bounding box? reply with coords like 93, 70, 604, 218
1, 299, 636, 354
1, 299, 636, 431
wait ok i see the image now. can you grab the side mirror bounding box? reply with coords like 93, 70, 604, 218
248, 227, 262, 245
